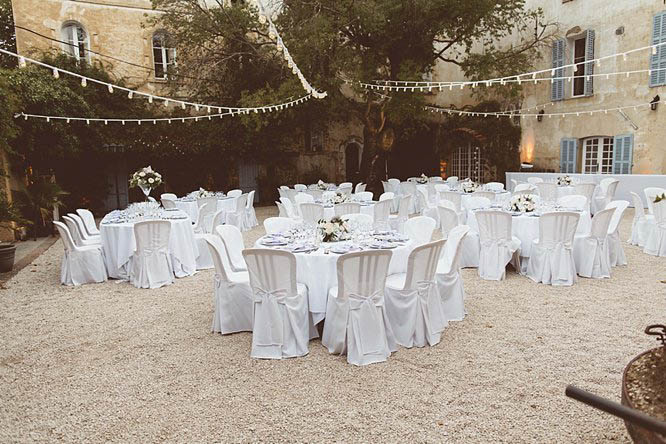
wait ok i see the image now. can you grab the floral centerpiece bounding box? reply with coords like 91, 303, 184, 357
318, 216, 350, 242
129, 166, 162, 199
317, 180, 328, 191
557, 175, 572, 186
332, 191, 349, 204
416, 173, 429, 184
509, 194, 537, 213
196, 187, 215, 198
461, 181, 479, 193
654, 193, 666, 203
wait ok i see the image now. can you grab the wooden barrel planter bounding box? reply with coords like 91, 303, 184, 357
0, 243, 16, 273
622, 346, 666, 443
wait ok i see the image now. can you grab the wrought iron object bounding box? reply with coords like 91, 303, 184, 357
645, 324, 666, 346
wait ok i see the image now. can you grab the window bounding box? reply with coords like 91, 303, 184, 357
449, 144, 484, 182
650, 11, 666, 87
152, 32, 176, 79
306, 125, 324, 152
560, 138, 577, 173
582, 137, 613, 174
551, 39, 565, 101
61, 22, 89, 61
572, 37, 586, 97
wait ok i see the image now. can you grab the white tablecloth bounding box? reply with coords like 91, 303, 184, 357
254, 238, 414, 324
100, 214, 199, 280
174, 196, 238, 223
466, 210, 591, 258
322, 203, 375, 220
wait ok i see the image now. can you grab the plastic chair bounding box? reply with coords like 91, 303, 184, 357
62, 215, 98, 248
463, 196, 491, 212
629, 192, 654, 247
644, 187, 666, 215
129, 220, 174, 289
372, 199, 392, 231
343, 213, 373, 226
339, 182, 352, 189
476, 211, 521, 281
535, 182, 557, 202
294, 192, 315, 217
401, 182, 418, 213
334, 202, 361, 217
161, 197, 177, 209
485, 182, 504, 192
279, 197, 299, 220
557, 195, 587, 211
276, 201, 288, 218
204, 235, 253, 334
227, 189, 242, 198
436, 226, 469, 322
438, 204, 459, 240
440, 191, 462, 212
245, 190, 258, 228
294, 184, 307, 192
355, 191, 373, 202
192, 203, 209, 233
226, 193, 249, 232
216, 225, 247, 272
472, 191, 495, 201
68, 213, 100, 243
573, 184, 596, 212
243, 249, 311, 359
264, 217, 296, 235
53, 221, 107, 286
306, 189, 323, 201
354, 183, 367, 193
197, 197, 218, 233
389, 195, 412, 233
300, 203, 324, 226
384, 240, 447, 348
525, 212, 580, 286
75, 209, 100, 236
321, 250, 397, 366
379, 192, 394, 203
605, 200, 629, 266
573, 208, 613, 279
210, 210, 226, 235
643, 200, 666, 257
593, 179, 619, 214
404, 216, 436, 245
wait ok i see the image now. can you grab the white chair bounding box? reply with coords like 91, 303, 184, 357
344, 213, 373, 226
279, 185, 289, 191
147, 196, 158, 203
204, 235, 253, 335
161, 197, 177, 209
306, 189, 323, 201
321, 250, 397, 366
557, 195, 587, 211
75, 209, 100, 236
379, 192, 394, 203
440, 191, 462, 212
513, 183, 536, 195
294, 192, 315, 217
472, 191, 495, 201
300, 203, 324, 226
61, 215, 98, 247
68, 213, 101, 243
573, 208, 613, 279
643, 200, 666, 257
435, 226, 469, 322
510, 179, 519, 191
264, 217, 296, 235
525, 212, 580, 286
192, 203, 209, 233
645, 187, 666, 215
227, 189, 242, 198
243, 249, 311, 359
446, 176, 458, 186
430, 176, 443, 182
384, 240, 447, 348
605, 200, 629, 266
535, 182, 557, 202
388, 178, 402, 206
129, 220, 174, 289
334, 202, 361, 217
372, 199, 392, 231
210, 210, 226, 235
629, 192, 654, 247
592, 179, 619, 214
355, 191, 373, 202
277, 188, 287, 199
294, 184, 307, 192
404, 216, 436, 245
476, 211, 521, 281
435, 184, 450, 194
197, 196, 218, 232
279, 197, 300, 220
339, 182, 352, 189
389, 195, 412, 233
216, 225, 247, 272
226, 193, 249, 232
276, 201, 288, 218
53, 221, 107, 286
438, 204, 459, 240
401, 182, 418, 213
463, 196, 491, 213
485, 182, 504, 192
574, 184, 596, 212
527, 177, 544, 184
161, 193, 177, 201
354, 183, 367, 193
245, 190, 258, 228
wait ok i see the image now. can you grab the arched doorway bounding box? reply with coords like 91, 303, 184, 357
344, 141, 362, 182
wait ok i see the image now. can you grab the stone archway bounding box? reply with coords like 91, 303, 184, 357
342, 138, 363, 182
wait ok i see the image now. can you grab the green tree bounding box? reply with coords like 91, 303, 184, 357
0, 0, 16, 68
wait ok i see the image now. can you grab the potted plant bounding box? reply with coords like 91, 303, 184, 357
0, 189, 28, 272
17, 177, 68, 240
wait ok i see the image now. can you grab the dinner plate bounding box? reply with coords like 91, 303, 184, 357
261, 239, 288, 246
368, 242, 397, 250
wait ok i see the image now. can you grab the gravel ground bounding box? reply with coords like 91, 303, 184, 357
0, 206, 662, 442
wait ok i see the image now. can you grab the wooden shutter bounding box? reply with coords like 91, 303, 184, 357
551, 39, 565, 101
650, 11, 666, 87
560, 138, 577, 173
612, 134, 633, 174
584, 30, 595, 96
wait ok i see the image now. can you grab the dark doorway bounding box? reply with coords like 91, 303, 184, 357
345, 143, 360, 182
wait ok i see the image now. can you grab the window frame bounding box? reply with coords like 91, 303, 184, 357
582, 136, 614, 174
572, 36, 587, 98
61, 22, 90, 62
152, 31, 176, 80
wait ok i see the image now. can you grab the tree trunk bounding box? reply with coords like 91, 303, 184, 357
360, 100, 392, 197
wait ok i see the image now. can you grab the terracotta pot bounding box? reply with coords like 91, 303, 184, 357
0, 243, 16, 273
621, 348, 666, 444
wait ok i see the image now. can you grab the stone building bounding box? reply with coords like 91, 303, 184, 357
430, 0, 666, 179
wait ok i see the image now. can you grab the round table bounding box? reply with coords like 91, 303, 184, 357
322, 202, 375, 220
175, 196, 239, 223
100, 211, 199, 280
254, 236, 414, 324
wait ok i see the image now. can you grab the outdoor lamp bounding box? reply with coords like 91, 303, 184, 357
537, 109, 545, 122
651, 95, 660, 111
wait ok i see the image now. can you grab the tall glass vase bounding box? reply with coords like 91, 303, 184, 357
139, 184, 152, 201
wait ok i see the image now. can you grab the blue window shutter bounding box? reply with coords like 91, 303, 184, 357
650, 11, 666, 87
584, 30, 595, 96
551, 39, 565, 101
613, 134, 633, 174
560, 138, 577, 173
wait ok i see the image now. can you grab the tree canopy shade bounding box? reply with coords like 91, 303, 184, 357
152, 0, 554, 191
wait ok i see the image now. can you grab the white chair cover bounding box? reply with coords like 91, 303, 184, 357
334, 202, 361, 217
525, 212, 580, 286
435, 184, 450, 193
557, 195, 587, 211
379, 192, 394, 202
476, 211, 521, 281
276, 201, 288, 218
645, 187, 666, 215
192, 203, 209, 233
68, 213, 100, 242
401, 182, 419, 213
435, 225, 469, 322
446, 176, 458, 185
344, 213, 373, 225
388, 195, 412, 233
643, 200, 666, 257
514, 183, 536, 194
339, 182, 352, 189
629, 192, 655, 247
355, 183, 367, 193
440, 191, 462, 211
321, 250, 397, 366
463, 196, 491, 212
264, 217, 296, 234
592, 179, 619, 214
227, 189, 242, 198
306, 189, 323, 201
372, 199, 392, 230
573, 208, 613, 279
527, 177, 544, 184
535, 182, 557, 202
300, 203, 324, 226
245, 190, 258, 228
161, 193, 177, 200
294, 184, 307, 192
294, 192, 315, 218
243, 249, 310, 359
204, 235, 253, 334
438, 204, 459, 239
404, 216, 436, 245
574, 184, 596, 212
355, 191, 373, 202
75, 209, 100, 236
605, 200, 629, 266
62, 215, 98, 247
129, 220, 174, 289
472, 191, 495, 201
385, 240, 447, 348
485, 182, 504, 192
211, 210, 226, 235
197, 197, 218, 233
279, 197, 299, 219
388, 178, 402, 211
161, 197, 177, 209
53, 221, 107, 286
226, 194, 249, 232
216, 225, 247, 272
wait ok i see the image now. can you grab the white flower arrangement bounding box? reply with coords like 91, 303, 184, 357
557, 175, 572, 186
416, 173, 429, 184
461, 181, 479, 193
509, 193, 537, 213
318, 216, 350, 242
196, 187, 214, 198
332, 191, 349, 204
317, 180, 328, 191
129, 166, 162, 190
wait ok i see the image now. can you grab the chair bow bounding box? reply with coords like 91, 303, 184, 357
253, 287, 289, 347
348, 290, 385, 355
416, 280, 446, 336
542, 241, 573, 281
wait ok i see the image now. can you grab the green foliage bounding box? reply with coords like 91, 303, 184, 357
16, 177, 68, 237
655, 193, 666, 204
0, 0, 16, 68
